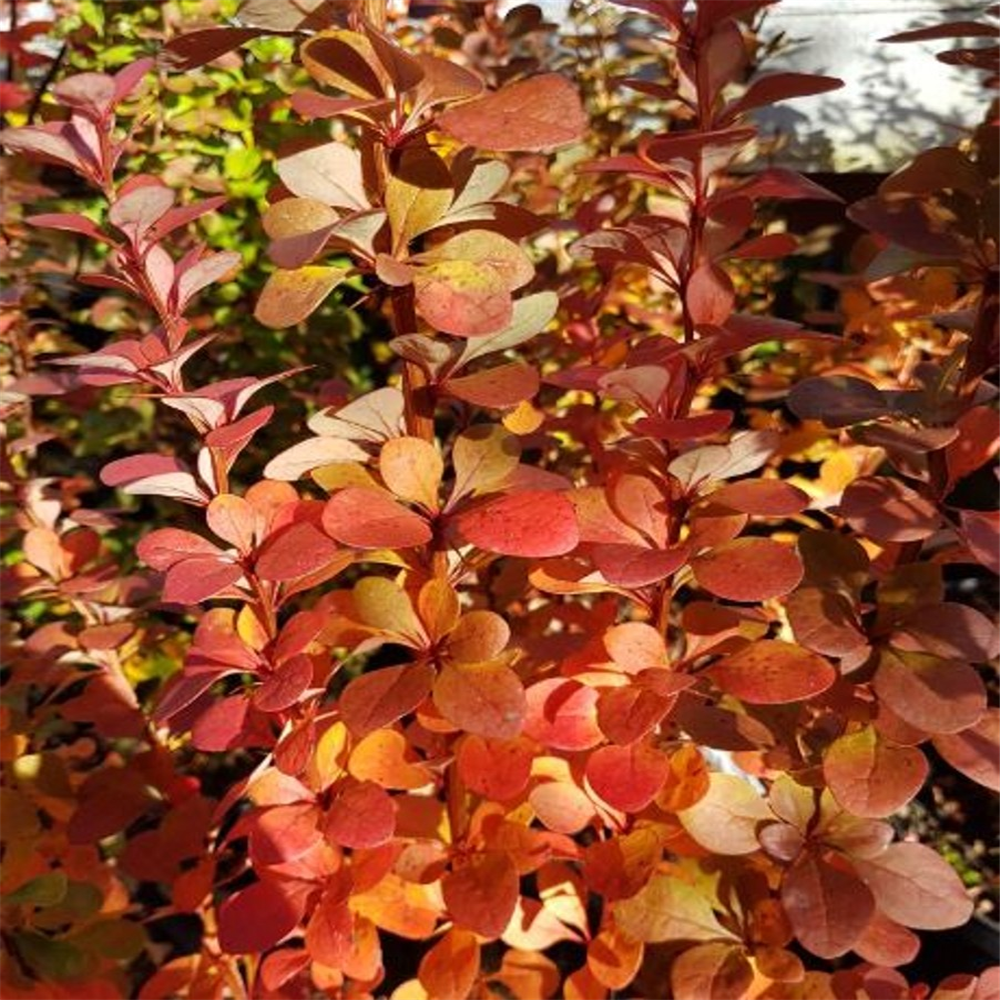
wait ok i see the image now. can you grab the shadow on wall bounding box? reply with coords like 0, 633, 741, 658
754, 0, 986, 172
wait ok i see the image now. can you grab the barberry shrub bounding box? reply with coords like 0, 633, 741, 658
1, 1, 997, 998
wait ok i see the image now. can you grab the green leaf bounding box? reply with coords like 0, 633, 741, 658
5, 872, 68, 908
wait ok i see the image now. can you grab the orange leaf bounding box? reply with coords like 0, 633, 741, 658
434, 661, 526, 739
442, 851, 519, 939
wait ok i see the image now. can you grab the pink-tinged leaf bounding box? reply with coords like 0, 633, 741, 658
853, 843, 974, 930
137, 528, 225, 571
586, 742, 669, 813
709, 480, 809, 516
100, 454, 208, 504
255, 521, 345, 581
207, 493, 256, 554
175, 250, 242, 311
413, 260, 512, 337
218, 880, 304, 955
686, 263, 734, 326
959, 509, 1000, 575
781, 852, 875, 959
264, 436, 369, 481
0, 82, 30, 113
592, 543, 688, 588
824, 726, 928, 817
323, 487, 431, 548
445, 362, 540, 409
0, 124, 84, 171
709, 639, 836, 704
108, 183, 175, 245
524, 678, 603, 751
276, 142, 369, 211
853, 910, 921, 968
454, 490, 579, 558
874, 650, 986, 735
163, 556, 244, 605
838, 477, 941, 542
892, 602, 1000, 663
671, 943, 754, 1000
255, 266, 348, 328
255, 655, 314, 713
442, 852, 519, 939
786, 587, 868, 658
325, 781, 396, 849
933, 709, 1000, 792
691, 537, 803, 602
191, 694, 249, 752
677, 773, 771, 854
27, 213, 112, 243
434, 662, 526, 739
614, 875, 736, 944
436, 74, 586, 152
596, 685, 676, 744
787, 375, 889, 426
112, 57, 154, 103
340, 662, 435, 737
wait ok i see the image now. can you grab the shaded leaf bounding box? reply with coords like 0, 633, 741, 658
437, 74, 586, 152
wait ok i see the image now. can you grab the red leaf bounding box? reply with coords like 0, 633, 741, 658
852, 910, 920, 968
596, 685, 675, 744
691, 537, 803, 602
874, 650, 986, 735
586, 742, 669, 812
339, 662, 435, 737
255, 655, 314, 713
437, 74, 586, 152
838, 477, 941, 542
686, 263, 735, 326
933, 708, 1000, 792
824, 726, 928, 817
442, 852, 519, 938
325, 781, 396, 849
524, 678, 603, 751
163, 556, 243, 605
218, 880, 304, 955
161, 27, 262, 70
781, 852, 875, 958
434, 662, 526, 739
671, 942, 754, 1000
722, 72, 842, 121
444, 362, 540, 409
255, 521, 346, 581
709, 640, 836, 704
419, 928, 481, 1000
709, 480, 809, 516
592, 543, 687, 588
457, 736, 534, 801
454, 490, 579, 557
323, 487, 431, 548
852, 843, 974, 930
137, 528, 225, 571
207, 493, 256, 554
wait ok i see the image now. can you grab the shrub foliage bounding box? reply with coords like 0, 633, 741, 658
1, 1, 998, 998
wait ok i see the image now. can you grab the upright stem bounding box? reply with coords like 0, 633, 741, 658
390, 288, 435, 441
